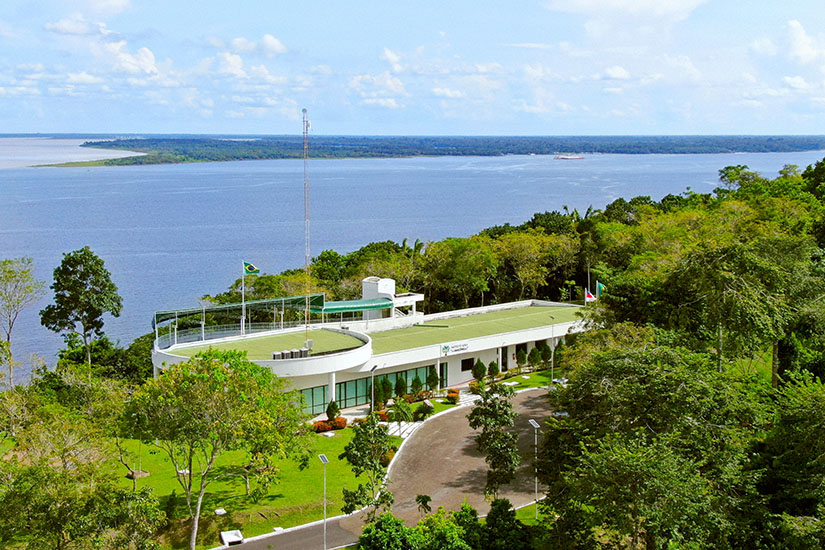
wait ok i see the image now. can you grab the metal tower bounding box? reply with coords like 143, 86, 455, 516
303, 108, 311, 342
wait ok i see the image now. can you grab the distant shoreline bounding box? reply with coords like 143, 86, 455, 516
0, 137, 144, 169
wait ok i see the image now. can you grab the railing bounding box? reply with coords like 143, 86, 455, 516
156, 311, 368, 350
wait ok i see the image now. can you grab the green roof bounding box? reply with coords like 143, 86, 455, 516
171, 329, 364, 360
310, 297, 393, 314
370, 306, 580, 355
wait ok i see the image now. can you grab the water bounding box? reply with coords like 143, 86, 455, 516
2, 148, 825, 381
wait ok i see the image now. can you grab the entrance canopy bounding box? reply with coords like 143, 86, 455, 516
309, 297, 393, 314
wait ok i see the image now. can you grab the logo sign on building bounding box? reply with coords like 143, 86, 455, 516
442, 342, 469, 356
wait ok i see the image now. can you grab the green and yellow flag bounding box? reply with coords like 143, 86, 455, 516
244, 262, 260, 275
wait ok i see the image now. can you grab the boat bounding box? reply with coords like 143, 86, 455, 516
554, 154, 584, 160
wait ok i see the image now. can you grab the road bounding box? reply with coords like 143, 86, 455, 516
235, 389, 551, 550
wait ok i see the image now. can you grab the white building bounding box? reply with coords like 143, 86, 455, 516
153, 278, 585, 414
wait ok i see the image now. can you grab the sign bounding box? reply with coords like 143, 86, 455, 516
442, 342, 469, 356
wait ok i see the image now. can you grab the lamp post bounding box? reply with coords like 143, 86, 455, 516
370, 364, 379, 414
528, 418, 540, 519
318, 454, 329, 550
549, 315, 555, 382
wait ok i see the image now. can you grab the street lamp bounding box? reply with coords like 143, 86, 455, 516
370, 364, 379, 414
528, 418, 540, 520
318, 454, 329, 550
549, 315, 556, 382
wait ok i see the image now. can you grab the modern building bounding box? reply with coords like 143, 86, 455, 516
152, 277, 585, 414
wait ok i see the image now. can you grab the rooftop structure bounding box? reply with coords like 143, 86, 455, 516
153, 277, 585, 414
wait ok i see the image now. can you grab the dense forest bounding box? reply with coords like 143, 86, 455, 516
5, 155, 825, 548
80, 134, 825, 165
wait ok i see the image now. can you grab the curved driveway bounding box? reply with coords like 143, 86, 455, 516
238, 389, 551, 550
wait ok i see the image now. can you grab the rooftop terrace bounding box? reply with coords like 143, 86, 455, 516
167, 305, 580, 361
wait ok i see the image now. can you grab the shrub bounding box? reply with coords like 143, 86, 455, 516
468, 380, 483, 394
426, 367, 440, 395
403, 393, 415, 403
326, 400, 340, 422
446, 392, 459, 405
333, 416, 348, 429
380, 448, 396, 467
313, 420, 332, 433
472, 359, 487, 381
395, 376, 407, 399
528, 347, 542, 370
377, 410, 390, 422
410, 376, 424, 399
414, 402, 434, 421
447, 388, 459, 395
487, 360, 500, 379
351, 417, 366, 425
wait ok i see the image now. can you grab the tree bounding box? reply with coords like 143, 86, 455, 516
426, 367, 440, 395
466, 383, 520, 497
395, 375, 408, 400
416, 507, 471, 550
339, 413, 395, 521
411, 375, 424, 399
358, 512, 423, 550
128, 349, 310, 550
471, 358, 486, 382
421, 237, 498, 309
0, 257, 46, 351
326, 399, 340, 422
484, 499, 530, 550
528, 347, 542, 370
40, 247, 122, 368
487, 360, 500, 379
393, 398, 413, 433
416, 494, 433, 516
380, 377, 394, 409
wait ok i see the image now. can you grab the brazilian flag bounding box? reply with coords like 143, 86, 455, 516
244, 262, 260, 275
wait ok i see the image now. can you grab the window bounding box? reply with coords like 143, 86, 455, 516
461, 357, 474, 372
301, 385, 328, 415
439, 362, 448, 388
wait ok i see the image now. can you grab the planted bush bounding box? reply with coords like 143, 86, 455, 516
446, 392, 460, 405
411, 376, 424, 400
326, 400, 340, 422
379, 448, 396, 468
333, 416, 348, 429
414, 402, 435, 421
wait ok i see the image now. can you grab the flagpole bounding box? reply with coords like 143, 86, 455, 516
241, 261, 246, 336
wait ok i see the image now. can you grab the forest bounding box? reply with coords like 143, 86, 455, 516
4, 155, 825, 548
79, 134, 825, 165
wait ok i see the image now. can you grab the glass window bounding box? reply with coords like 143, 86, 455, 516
440, 362, 448, 388
461, 357, 474, 371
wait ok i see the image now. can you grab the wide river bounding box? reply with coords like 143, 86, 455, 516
2, 142, 825, 382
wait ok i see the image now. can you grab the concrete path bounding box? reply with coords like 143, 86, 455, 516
234, 389, 551, 550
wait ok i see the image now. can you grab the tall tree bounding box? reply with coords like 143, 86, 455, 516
421, 237, 498, 309
128, 349, 310, 550
0, 257, 46, 367
466, 383, 520, 497
40, 247, 122, 368
339, 413, 395, 521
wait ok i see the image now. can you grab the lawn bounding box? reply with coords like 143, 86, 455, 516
371, 306, 581, 355
115, 430, 401, 549
171, 329, 364, 360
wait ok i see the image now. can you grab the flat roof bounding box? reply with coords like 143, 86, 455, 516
171, 329, 364, 360
370, 305, 580, 355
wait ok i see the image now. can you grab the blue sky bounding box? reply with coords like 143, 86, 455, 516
2, 0, 825, 135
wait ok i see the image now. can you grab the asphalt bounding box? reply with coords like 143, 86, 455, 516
233, 389, 551, 550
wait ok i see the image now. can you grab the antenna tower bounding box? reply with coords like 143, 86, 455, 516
303, 109, 311, 342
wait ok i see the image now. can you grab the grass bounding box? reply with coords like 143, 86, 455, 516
115, 430, 401, 549
371, 306, 581, 355
734, 348, 773, 383
171, 329, 364, 360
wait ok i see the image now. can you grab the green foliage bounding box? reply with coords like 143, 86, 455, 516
528, 347, 542, 368
516, 349, 527, 367
466, 383, 520, 497
413, 402, 434, 422
487, 360, 500, 378
395, 375, 408, 399
0, 256, 46, 347
484, 499, 530, 550
358, 512, 423, 550
392, 399, 413, 431
421, 236, 498, 310
471, 358, 486, 382
417, 507, 471, 550
40, 246, 122, 367
339, 413, 394, 521
416, 494, 432, 516
411, 375, 424, 399
380, 377, 394, 408
426, 367, 440, 394
326, 399, 340, 422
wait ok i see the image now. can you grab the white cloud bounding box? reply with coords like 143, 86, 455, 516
749, 38, 777, 56
603, 87, 624, 94
786, 20, 825, 66
475, 62, 503, 74
311, 65, 333, 75
363, 98, 399, 108
783, 75, 811, 90
544, 0, 708, 22
261, 34, 287, 56
218, 52, 247, 78
604, 65, 631, 79
381, 48, 403, 73
249, 64, 287, 84
507, 43, 553, 50
45, 15, 111, 36
101, 41, 158, 74
67, 71, 104, 84
350, 71, 406, 94
229, 34, 287, 57
433, 87, 464, 98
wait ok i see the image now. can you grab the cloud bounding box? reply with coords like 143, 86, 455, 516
381, 48, 403, 73
507, 43, 554, 50
101, 41, 158, 74
604, 65, 631, 79
783, 75, 811, 90
67, 71, 104, 84
433, 87, 464, 98
543, 0, 708, 22
218, 52, 246, 78
363, 98, 399, 108
249, 64, 287, 84
45, 15, 111, 36
83, 0, 130, 16
350, 71, 406, 94
786, 20, 825, 66
749, 38, 777, 56
229, 34, 287, 57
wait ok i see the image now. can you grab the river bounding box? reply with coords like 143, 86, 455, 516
2, 143, 824, 382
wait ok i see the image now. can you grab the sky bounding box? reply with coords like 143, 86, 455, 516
2, 1, 825, 135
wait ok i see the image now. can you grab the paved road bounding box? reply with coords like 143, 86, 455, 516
236, 389, 551, 550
